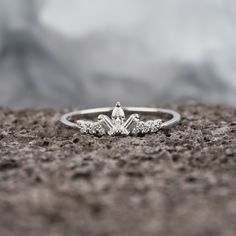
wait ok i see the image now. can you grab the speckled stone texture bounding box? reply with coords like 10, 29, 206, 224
0, 103, 236, 236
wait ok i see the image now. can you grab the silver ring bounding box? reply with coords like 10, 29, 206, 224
60, 102, 181, 136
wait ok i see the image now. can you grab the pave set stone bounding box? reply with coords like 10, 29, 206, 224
77, 120, 106, 136
131, 119, 162, 135
76, 102, 162, 136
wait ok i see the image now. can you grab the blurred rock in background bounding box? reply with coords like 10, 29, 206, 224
0, 0, 236, 108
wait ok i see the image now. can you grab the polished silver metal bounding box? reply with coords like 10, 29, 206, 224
60, 102, 181, 136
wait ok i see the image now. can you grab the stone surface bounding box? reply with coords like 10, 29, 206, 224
0, 103, 236, 236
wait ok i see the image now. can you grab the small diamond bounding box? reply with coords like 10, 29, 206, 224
141, 125, 150, 134
80, 128, 87, 134
108, 130, 114, 136
150, 119, 162, 132
89, 129, 96, 135
121, 129, 129, 135
131, 128, 139, 135
77, 120, 85, 128
98, 128, 106, 135
137, 121, 149, 134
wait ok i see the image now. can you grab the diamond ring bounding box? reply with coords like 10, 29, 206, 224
60, 102, 181, 136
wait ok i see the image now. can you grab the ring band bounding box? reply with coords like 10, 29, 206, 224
60, 102, 181, 136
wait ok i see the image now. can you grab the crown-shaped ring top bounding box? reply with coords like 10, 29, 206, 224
76, 102, 162, 136
98, 102, 140, 135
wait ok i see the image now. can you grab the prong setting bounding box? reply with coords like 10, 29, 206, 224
76, 102, 163, 136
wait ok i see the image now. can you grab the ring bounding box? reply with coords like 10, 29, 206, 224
60, 102, 181, 136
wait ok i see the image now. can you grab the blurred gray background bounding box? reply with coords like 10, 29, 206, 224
0, 0, 236, 108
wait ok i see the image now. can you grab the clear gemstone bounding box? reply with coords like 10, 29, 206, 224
112, 102, 125, 125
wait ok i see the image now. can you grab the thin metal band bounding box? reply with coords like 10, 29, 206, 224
60, 107, 181, 129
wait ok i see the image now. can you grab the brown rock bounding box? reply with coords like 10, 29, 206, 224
0, 104, 236, 236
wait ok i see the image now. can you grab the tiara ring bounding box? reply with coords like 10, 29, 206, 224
60, 102, 181, 136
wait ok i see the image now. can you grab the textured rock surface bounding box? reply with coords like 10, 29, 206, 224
0, 103, 236, 236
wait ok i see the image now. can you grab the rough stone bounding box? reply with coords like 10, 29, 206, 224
0, 103, 236, 236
